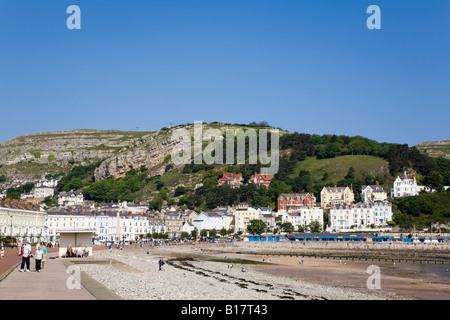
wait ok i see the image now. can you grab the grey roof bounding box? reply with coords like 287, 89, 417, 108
361, 185, 385, 192
280, 193, 314, 200
205, 212, 221, 217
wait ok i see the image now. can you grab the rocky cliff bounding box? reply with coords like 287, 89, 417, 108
0, 123, 280, 180
415, 140, 450, 160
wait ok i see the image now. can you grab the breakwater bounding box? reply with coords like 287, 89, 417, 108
200, 241, 450, 264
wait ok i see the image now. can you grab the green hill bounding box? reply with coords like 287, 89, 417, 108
289, 155, 389, 186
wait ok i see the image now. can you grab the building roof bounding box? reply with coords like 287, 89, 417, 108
204, 211, 221, 218
322, 186, 351, 193
0, 200, 41, 212
332, 201, 391, 210
59, 191, 83, 197
280, 193, 314, 200
249, 173, 274, 184
286, 212, 300, 217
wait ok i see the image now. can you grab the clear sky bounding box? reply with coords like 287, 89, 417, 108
0, 0, 449, 146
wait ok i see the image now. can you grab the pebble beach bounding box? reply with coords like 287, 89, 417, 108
75, 243, 432, 300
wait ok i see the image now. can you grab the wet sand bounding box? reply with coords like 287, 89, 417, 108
218, 252, 450, 300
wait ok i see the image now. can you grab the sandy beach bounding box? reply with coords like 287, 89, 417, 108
73, 241, 450, 300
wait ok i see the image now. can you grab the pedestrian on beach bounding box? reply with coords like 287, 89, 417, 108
20, 240, 32, 272
158, 258, 165, 271
35, 245, 44, 272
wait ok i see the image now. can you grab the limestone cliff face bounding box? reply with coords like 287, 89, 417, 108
0, 129, 158, 177
0, 123, 282, 180
93, 133, 186, 181
415, 140, 450, 160
0, 126, 192, 179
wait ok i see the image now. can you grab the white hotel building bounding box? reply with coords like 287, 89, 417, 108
329, 201, 392, 232
46, 210, 165, 244
0, 201, 47, 243
391, 172, 420, 198
278, 207, 324, 231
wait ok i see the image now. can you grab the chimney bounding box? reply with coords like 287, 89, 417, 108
376, 181, 379, 185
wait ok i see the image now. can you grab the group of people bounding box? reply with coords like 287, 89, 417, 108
65, 244, 90, 258
19, 240, 47, 273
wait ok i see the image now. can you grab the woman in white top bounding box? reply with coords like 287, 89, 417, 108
35, 245, 44, 272
20, 240, 32, 272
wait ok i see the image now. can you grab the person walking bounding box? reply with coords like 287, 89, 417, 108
158, 258, 165, 271
20, 240, 32, 272
35, 245, 44, 272
40, 242, 47, 269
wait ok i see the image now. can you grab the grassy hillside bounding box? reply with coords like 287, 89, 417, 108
289, 155, 390, 186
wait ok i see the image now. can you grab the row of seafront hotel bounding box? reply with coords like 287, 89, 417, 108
2, 170, 444, 243
0, 199, 389, 245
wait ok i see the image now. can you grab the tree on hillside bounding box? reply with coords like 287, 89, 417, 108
423, 171, 444, 189
345, 167, 356, 180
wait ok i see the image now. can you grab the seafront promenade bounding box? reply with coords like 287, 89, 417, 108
0, 245, 120, 300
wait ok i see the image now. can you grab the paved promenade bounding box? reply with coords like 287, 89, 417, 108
0, 246, 120, 300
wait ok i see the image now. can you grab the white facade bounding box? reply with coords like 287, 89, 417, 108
46, 212, 96, 242
192, 212, 223, 231
147, 218, 165, 235
391, 172, 419, 198
298, 207, 324, 229
47, 211, 165, 244
361, 183, 387, 203
391, 171, 449, 198
33, 186, 55, 199
58, 191, 84, 207
330, 201, 392, 232
279, 207, 323, 231
181, 222, 195, 235
0, 203, 47, 243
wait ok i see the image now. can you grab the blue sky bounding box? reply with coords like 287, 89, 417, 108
0, 0, 449, 146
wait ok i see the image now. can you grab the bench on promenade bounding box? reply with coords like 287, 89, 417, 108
57, 230, 95, 258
